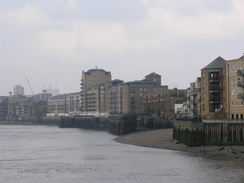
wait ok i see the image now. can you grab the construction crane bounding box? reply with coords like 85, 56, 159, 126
25, 77, 34, 95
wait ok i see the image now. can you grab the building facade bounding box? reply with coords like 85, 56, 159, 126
0, 96, 8, 120
80, 69, 112, 112
13, 85, 24, 96
226, 55, 244, 119
47, 94, 69, 117
201, 56, 227, 119
187, 78, 201, 118
8, 95, 47, 120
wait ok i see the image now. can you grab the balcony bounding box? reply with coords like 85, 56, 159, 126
209, 76, 220, 82
237, 70, 244, 76
209, 87, 220, 92
210, 98, 220, 103
238, 93, 244, 100
191, 92, 197, 96
191, 110, 197, 115
237, 81, 244, 88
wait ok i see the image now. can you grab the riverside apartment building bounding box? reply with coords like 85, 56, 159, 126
200, 55, 244, 120
226, 55, 244, 119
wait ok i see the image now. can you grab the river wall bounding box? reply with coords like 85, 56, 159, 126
173, 120, 244, 146
108, 114, 137, 135
59, 114, 137, 135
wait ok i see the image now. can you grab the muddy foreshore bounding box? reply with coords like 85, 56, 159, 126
114, 128, 244, 164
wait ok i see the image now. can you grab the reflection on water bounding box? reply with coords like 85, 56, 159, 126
0, 125, 243, 183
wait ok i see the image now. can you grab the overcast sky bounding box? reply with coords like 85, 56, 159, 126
1, 0, 244, 96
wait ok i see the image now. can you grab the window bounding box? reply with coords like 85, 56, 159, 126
202, 104, 205, 111
202, 72, 205, 78
241, 101, 243, 106
231, 79, 234, 84
231, 90, 234, 95
236, 89, 239, 95
236, 101, 239, 106
232, 101, 234, 106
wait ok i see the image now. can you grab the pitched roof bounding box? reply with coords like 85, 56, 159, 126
122, 80, 156, 86
202, 56, 226, 70
145, 72, 161, 77
85, 69, 111, 75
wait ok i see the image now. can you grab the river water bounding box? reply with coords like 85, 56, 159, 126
0, 125, 243, 183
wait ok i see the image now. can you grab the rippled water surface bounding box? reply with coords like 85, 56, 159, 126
0, 125, 243, 183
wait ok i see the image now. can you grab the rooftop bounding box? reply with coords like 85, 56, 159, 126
121, 79, 156, 86
85, 69, 111, 75
145, 72, 161, 77
202, 56, 226, 70
51, 94, 70, 100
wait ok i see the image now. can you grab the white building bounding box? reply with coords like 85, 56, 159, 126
13, 85, 24, 96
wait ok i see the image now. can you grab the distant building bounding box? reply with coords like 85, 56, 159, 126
38, 90, 52, 102
0, 96, 8, 120
175, 102, 188, 118
80, 68, 112, 112
47, 94, 69, 117
13, 85, 24, 96
187, 78, 201, 118
8, 94, 47, 120
47, 88, 59, 97
144, 87, 187, 119
67, 92, 81, 115
114, 79, 162, 114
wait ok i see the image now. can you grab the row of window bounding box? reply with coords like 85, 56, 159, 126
231, 100, 244, 106
231, 89, 242, 95
231, 113, 244, 119
230, 66, 243, 73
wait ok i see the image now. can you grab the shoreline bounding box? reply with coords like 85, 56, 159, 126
0, 120, 58, 126
114, 128, 244, 163
2, 121, 244, 163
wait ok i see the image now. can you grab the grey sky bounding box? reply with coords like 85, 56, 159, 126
1, 0, 244, 96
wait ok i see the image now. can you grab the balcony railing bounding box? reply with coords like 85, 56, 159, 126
210, 98, 220, 103
237, 81, 244, 88
209, 87, 220, 92
237, 70, 244, 76
238, 93, 244, 100
209, 76, 220, 82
